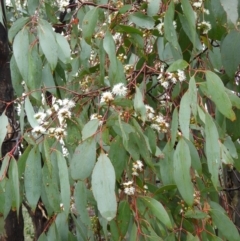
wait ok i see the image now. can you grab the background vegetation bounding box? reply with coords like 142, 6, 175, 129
1, 0, 240, 240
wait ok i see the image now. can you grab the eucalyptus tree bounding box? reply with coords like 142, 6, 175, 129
1, 0, 240, 240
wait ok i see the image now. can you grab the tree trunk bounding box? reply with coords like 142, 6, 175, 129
0, 1, 24, 240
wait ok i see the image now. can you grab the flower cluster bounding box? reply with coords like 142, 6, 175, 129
122, 181, 135, 195
56, 0, 70, 12
150, 115, 169, 133
100, 83, 128, 104
31, 98, 75, 140
158, 68, 186, 89
197, 21, 211, 34
132, 160, 144, 176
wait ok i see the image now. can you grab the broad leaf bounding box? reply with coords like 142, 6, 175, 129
173, 138, 194, 206
38, 19, 58, 70
70, 138, 96, 180
205, 113, 220, 188
179, 92, 191, 139
92, 153, 117, 221
24, 147, 42, 210
206, 71, 235, 120
140, 197, 173, 229
82, 8, 99, 44
210, 201, 240, 241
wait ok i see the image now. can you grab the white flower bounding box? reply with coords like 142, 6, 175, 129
62, 99, 75, 109
172, 77, 178, 84
100, 91, 114, 103
136, 160, 144, 170
145, 105, 155, 120
177, 70, 186, 82
58, 108, 71, 119
192, 0, 202, 8
46, 109, 53, 116
91, 113, 98, 120
112, 83, 128, 97
54, 127, 66, 138
156, 22, 164, 35
53, 104, 60, 112
124, 186, 135, 195
151, 123, 161, 132
197, 21, 211, 34
123, 181, 133, 186
132, 170, 139, 176
204, 9, 210, 15
34, 112, 47, 123
155, 115, 164, 124
161, 81, 169, 89
173, 21, 177, 29
32, 126, 46, 134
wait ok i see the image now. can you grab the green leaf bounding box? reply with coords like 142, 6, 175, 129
24, 97, 39, 128
186, 140, 202, 175
10, 55, 24, 97
134, 87, 146, 122
184, 209, 209, 219
103, 31, 117, 70
9, 17, 29, 43
115, 25, 142, 35
164, 1, 182, 57
147, 0, 161, 17
188, 77, 198, 117
180, 0, 201, 50
129, 12, 155, 29
9, 158, 20, 216
92, 153, 117, 221
74, 181, 91, 225
70, 138, 96, 180
27, 38, 42, 100
24, 147, 42, 210
179, 92, 191, 139
116, 201, 131, 237
167, 59, 188, 72
42, 162, 61, 213
13, 28, 29, 81
225, 88, 240, 109
28, 0, 39, 15
186, 232, 200, 241
221, 30, 240, 78
210, 201, 240, 241
220, 142, 234, 165
206, 71, 235, 120
226, 109, 240, 141
109, 136, 127, 180
0, 113, 8, 156
56, 33, 71, 63
173, 138, 194, 206
140, 197, 173, 229
38, 19, 58, 70
171, 108, 178, 148
42, 64, 56, 94
56, 151, 70, 216
82, 8, 99, 44
82, 119, 99, 141
205, 113, 220, 188
0, 155, 10, 181
220, 0, 238, 24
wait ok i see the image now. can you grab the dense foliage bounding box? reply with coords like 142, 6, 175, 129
1, 0, 240, 240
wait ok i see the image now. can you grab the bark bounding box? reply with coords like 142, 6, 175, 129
0, 2, 24, 240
